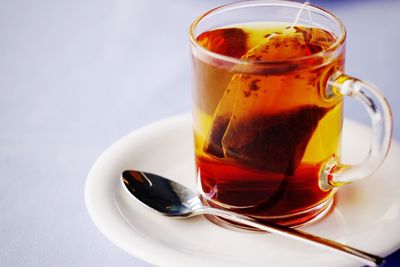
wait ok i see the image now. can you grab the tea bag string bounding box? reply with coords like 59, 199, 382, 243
265, 1, 312, 41
287, 1, 311, 31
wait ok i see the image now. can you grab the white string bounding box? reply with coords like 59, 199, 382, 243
288, 1, 311, 30
306, 2, 314, 26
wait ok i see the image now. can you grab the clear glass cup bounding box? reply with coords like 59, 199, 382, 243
189, 0, 392, 228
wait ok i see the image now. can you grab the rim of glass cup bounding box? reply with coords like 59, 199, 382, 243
189, 0, 346, 66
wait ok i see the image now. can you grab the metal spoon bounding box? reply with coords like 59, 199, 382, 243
121, 170, 383, 267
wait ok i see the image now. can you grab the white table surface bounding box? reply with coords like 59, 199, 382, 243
1, 0, 399, 266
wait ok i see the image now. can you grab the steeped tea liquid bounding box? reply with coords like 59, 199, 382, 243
192, 22, 344, 226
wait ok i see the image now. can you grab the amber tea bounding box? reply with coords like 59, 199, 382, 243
192, 22, 345, 227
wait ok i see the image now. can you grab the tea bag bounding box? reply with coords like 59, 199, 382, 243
204, 25, 332, 175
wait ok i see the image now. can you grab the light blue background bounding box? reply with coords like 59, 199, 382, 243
1, 0, 399, 266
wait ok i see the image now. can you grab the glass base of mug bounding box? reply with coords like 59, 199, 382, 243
202, 197, 334, 231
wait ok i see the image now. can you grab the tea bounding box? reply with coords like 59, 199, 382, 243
192, 22, 344, 226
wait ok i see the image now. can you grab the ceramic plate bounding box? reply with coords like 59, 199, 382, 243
85, 114, 400, 267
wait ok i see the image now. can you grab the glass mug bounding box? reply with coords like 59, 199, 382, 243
189, 0, 392, 228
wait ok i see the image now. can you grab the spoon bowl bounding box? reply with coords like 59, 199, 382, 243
122, 170, 201, 217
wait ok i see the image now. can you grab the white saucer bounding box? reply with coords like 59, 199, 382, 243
85, 114, 400, 267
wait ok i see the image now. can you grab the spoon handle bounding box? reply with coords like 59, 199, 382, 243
199, 207, 383, 267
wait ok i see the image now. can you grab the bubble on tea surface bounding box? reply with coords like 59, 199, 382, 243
204, 28, 332, 175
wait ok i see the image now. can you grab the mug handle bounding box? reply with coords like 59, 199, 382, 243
319, 74, 392, 191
